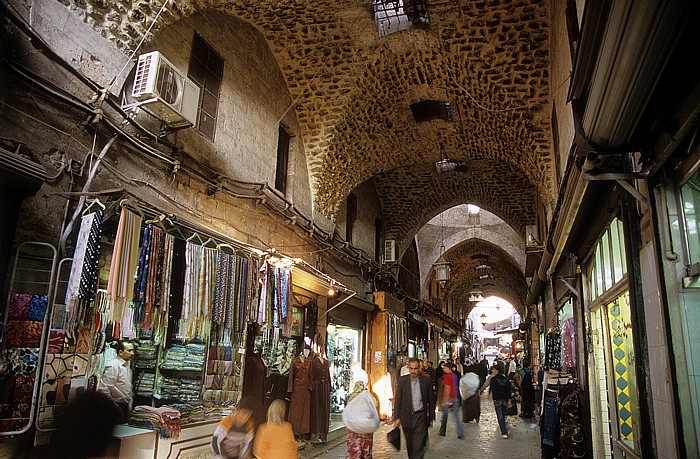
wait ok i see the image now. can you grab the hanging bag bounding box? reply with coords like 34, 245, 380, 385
342, 390, 380, 434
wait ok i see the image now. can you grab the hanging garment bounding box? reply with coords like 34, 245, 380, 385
304, 299, 318, 345
561, 319, 576, 370
545, 332, 562, 370
310, 355, 331, 435
107, 208, 143, 327
65, 210, 103, 327
288, 356, 314, 436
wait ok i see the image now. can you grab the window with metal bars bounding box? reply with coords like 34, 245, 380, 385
188, 33, 223, 140
372, 0, 428, 37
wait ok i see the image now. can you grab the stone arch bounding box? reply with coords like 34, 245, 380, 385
430, 238, 527, 316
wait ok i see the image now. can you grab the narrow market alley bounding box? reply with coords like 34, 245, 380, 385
301, 396, 541, 459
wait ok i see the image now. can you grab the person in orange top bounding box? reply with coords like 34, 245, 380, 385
253, 399, 298, 459
212, 396, 256, 459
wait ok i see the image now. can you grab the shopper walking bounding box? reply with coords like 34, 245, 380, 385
438, 363, 464, 439
342, 369, 380, 459
253, 399, 297, 459
481, 361, 512, 439
212, 396, 256, 459
393, 358, 435, 459
517, 359, 536, 418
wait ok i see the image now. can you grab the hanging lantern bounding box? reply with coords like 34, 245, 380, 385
433, 247, 451, 282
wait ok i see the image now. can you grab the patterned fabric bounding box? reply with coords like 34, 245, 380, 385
47, 329, 65, 354
2, 348, 39, 376
9, 294, 31, 320
5, 321, 23, 347
346, 431, 373, 459
44, 354, 74, 380
11, 375, 34, 429
27, 295, 48, 321
75, 329, 91, 354
5, 321, 43, 347
78, 209, 103, 301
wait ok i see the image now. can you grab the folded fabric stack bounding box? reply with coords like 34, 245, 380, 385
183, 343, 206, 371
130, 405, 181, 439
160, 344, 205, 371
157, 376, 201, 401
159, 346, 187, 370
135, 372, 155, 396
134, 342, 158, 370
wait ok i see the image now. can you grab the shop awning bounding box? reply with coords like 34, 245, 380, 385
337, 291, 377, 312
292, 266, 333, 295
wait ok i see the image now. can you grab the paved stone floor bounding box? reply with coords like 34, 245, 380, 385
301, 396, 541, 459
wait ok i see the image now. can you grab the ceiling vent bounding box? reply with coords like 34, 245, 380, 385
410, 100, 453, 123
127, 51, 200, 128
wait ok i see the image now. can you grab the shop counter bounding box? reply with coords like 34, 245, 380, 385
109, 420, 219, 459
110, 424, 157, 459
155, 420, 219, 459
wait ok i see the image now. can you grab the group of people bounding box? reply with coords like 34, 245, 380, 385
388, 355, 539, 459
211, 396, 298, 459
85, 339, 539, 459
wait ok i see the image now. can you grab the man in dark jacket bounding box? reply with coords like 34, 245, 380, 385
393, 358, 435, 459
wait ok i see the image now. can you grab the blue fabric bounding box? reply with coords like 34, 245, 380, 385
27, 295, 48, 321
542, 393, 559, 446
493, 399, 508, 435
439, 398, 464, 438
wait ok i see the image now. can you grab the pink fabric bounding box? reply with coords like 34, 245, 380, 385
561, 318, 576, 370
9, 294, 31, 320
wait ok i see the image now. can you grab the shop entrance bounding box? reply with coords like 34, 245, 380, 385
327, 325, 362, 413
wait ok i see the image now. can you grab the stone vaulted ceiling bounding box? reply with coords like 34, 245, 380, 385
439, 239, 527, 316
86, 0, 552, 246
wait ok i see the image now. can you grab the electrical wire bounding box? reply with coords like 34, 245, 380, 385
106, 0, 170, 91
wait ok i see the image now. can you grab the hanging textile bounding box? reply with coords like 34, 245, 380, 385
133, 225, 172, 337
65, 209, 103, 329
272, 267, 291, 335
561, 319, 576, 370
106, 208, 143, 332
544, 332, 562, 370
152, 232, 174, 344
245, 258, 261, 330
237, 257, 248, 335
178, 243, 217, 340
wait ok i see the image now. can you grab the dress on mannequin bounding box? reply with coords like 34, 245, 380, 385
288, 352, 314, 436
310, 353, 331, 436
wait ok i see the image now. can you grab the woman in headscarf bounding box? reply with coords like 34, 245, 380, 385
345, 366, 380, 458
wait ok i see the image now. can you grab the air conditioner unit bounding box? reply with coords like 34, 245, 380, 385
383, 239, 396, 263
130, 51, 200, 128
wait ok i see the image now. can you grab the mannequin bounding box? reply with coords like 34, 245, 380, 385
288, 348, 314, 436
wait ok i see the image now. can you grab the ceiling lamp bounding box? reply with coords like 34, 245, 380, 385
433, 212, 451, 282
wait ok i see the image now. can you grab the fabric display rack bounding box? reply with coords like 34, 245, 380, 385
0, 242, 57, 437
2, 196, 323, 457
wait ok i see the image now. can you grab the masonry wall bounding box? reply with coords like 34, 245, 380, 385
0, 1, 379, 294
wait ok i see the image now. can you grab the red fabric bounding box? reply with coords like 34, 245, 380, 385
346, 430, 373, 459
